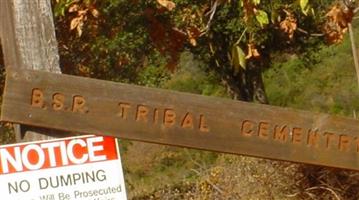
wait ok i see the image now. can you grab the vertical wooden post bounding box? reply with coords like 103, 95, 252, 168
348, 23, 359, 89
0, 0, 66, 142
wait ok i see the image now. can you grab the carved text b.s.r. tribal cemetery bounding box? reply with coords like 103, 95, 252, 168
29, 88, 210, 133
29, 87, 356, 154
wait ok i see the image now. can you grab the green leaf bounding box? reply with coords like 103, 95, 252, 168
300, 0, 310, 15
300, 0, 308, 10
311, 8, 315, 16
255, 10, 269, 28
239, 0, 243, 8
252, 0, 260, 5
232, 45, 246, 74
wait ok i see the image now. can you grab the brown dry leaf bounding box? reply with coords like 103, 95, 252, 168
117, 54, 130, 67
169, 28, 186, 52
145, 8, 185, 72
70, 16, 83, 30
77, 64, 91, 77
148, 20, 167, 53
69, 7, 88, 37
70, 15, 85, 37
326, 5, 351, 28
78, 9, 89, 16
68, 4, 79, 13
157, 0, 176, 11
188, 36, 197, 46
245, 43, 260, 59
186, 26, 201, 46
279, 10, 297, 39
323, 4, 353, 44
76, 20, 84, 36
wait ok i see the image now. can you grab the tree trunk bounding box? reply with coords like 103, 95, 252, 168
210, 53, 269, 104
245, 59, 269, 104
0, 0, 68, 142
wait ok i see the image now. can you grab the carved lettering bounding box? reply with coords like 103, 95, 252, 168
136, 105, 149, 122
199, 115, 210, 132
181, 112, 194, 129
356, 138, 359, 153
52, 93, 65, 111
307, 129, 320, 148
72, 95, 88, 113
292, 127, 303, 144
31, 89, 90, 114
339, 135, 351, 152
241, 120, 255, 137
164, 109, 176, 128
31, 88, 44, 108
324, 132, 336, 149
258, 122, 269, 139
274, 125, 289, 142
118, 103, 131, 119
153, 108, 159, 124
33, 88, 359, 154
115, 103, 210, 132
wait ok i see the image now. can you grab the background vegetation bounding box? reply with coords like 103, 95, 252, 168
122, 22, 359, 199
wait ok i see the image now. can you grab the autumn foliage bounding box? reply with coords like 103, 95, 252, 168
53, 0, 358, 105
324, 4, 354, 44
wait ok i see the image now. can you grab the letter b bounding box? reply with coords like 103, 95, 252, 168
31, 89, 44, 108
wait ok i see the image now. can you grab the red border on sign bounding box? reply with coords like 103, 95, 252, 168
0, 135, 119, 174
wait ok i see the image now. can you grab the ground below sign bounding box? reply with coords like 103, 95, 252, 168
0, 135, 127, 200
2, 69, 359, 171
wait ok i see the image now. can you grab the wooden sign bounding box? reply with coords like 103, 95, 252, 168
2, 68, 359, 171
0, 135, 127, 200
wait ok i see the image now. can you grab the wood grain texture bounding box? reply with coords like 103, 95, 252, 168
3, 68, 359, 171
0, 0, 60, 71
0, 0, 64, 142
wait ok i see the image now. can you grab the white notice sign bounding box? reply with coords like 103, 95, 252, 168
0, 135, 127, 200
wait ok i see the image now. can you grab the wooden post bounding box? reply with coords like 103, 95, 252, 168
349, 23, 359, 88
0, 0, 67, 142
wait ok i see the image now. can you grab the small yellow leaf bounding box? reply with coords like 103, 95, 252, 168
78, 9, 88, 16
91, 8, 99, 18
70, 16, 82, 30
157, 0, 176, 11
246, 43, 260, 59
189, 38, 197, 46
76, 21, 84, 37
68, 4, 79, 13
252, 48, 260, 57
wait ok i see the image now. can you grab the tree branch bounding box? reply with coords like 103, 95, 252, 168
297, 27, 324, 37
200, 0, 220, 36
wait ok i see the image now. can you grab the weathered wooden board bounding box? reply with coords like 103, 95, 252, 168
0, 0, 64, 142
2, 68, 359, 170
